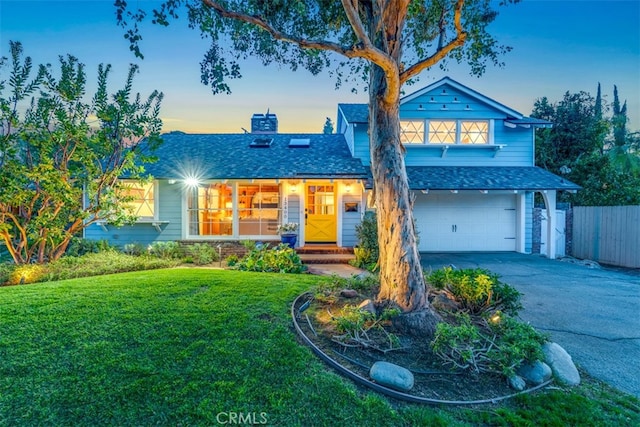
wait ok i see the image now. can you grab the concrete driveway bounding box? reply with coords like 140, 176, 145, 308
420, 252, 640, 398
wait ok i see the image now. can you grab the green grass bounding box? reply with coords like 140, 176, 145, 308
0, 269, 638, 426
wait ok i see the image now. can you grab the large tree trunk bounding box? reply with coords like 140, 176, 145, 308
368, 65, 441, 336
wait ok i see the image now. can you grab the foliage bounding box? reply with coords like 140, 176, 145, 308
323, 117, 334, 134
431, 312, 547, 378
148, 241, 183, 259
225, 253, 239, 266
188, 242, 219, 265
0, 251, 178, 285
350, 211, 379, 271
122, 242, 146, 256
0, 269, 636, 425
276, 222, 298, 235
427, 267, 523, 316
331, 305, 401, 352
532, 85, 640, 205
115, 0, 522, 315
64, 238, 114, 257
0, 41, 163, 265
234, 243, 305, 273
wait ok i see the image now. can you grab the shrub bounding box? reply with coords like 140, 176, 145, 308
234, 244, 305, 273
431, 312, 547, 378
427, 267, 522, 315
351, 211, 379, 271
0, 263, 13, 285
332, 305, 401, 351
122, 243, 146, 256
225, 254, 239, 266
189, 243, 219, 265
149, 241, 182, 259
65, 238, 113, 257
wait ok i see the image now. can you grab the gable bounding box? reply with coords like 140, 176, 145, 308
400, 77, 523, 119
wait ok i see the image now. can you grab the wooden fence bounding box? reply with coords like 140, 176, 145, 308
572, 206, 640, 268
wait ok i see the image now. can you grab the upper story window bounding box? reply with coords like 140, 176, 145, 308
120, 181, 156, 220
401, 119, 491, 145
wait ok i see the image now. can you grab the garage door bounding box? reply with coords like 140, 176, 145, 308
413, 192, 516, 251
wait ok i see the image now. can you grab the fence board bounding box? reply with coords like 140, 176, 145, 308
572, 206, 640, 268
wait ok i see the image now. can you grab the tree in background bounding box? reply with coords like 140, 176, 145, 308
0, 42, 163, 264
322, 117, 334, 134
117, 0, 520, 334
532, 84, 640, 206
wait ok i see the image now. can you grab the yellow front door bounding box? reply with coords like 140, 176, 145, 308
305, 184, 336, 242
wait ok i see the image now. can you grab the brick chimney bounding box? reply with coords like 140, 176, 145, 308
251, 110, 278, 134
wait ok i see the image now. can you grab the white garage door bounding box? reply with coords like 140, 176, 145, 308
413, 192, 517, 252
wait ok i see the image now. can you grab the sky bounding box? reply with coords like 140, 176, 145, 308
1, 0, 639, 133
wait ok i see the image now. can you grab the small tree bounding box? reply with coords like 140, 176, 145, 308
323, 117, 334, 134
0, 42, 163, 264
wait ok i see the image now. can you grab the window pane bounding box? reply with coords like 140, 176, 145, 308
428, 121, 456, 144
400, 120, 425, 144
238, 183, 280, 236
122, 181, 154, 219
188, 183, 233, 236
460, 121, 488, 144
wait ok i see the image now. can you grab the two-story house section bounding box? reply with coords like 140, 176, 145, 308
338, 77, 579, 258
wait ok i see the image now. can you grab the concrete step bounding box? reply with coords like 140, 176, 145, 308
298, 253, 355, 265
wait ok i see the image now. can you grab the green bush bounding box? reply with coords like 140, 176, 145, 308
122, 242, 147, 256
65, 238, 114, 257
351, 210, 379, 271
0, 263, 12, 285
427, 267, 523, 315
188, 243, 219, 265
234, 244, 305, 273
225, 254, 239, 266
431, 312, 547, 378
149, 241, 183, 259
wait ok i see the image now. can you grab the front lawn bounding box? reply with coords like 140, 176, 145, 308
0, 269, 638, 426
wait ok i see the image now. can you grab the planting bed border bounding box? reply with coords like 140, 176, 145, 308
291, 292, 553, 405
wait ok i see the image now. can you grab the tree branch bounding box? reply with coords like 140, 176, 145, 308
400, 0, 467, 85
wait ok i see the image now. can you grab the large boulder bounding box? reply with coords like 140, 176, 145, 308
543, 342, 581, 386
517, 360, 553, 385
369, 361, 414, 392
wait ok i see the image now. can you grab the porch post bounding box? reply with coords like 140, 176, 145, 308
541, 190, 557, 259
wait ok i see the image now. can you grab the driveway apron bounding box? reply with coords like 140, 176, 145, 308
420, 252, 640, 398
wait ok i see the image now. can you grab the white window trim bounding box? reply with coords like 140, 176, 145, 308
401, 119, 494, 145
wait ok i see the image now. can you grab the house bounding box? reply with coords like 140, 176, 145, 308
85, 77, 579, 258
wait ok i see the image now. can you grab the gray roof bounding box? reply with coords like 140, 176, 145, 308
405, 166, 581, 191
144, 132, 368, 180
505, 117, 553, 127
338, 103, 369, 123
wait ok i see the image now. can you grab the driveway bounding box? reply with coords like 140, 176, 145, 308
420, 252, 640, 398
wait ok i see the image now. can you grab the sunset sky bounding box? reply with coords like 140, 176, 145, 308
1, 0, 639, 133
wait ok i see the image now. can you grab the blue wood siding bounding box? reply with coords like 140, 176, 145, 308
287, 193, 301, 231
341, 194, 361, 247
352, 124, 371, 165
84, 180, 183, 248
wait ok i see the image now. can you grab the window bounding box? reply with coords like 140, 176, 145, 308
460, 121, 488, 144
400, 120, 490, 145
428, 121, 457, 144
121, 181, 155, 220
238, 183, 281, 236
187, 183, 233, 236
400, 120, 425, 144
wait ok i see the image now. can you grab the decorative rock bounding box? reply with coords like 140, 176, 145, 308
340, 289, 358, 298
543, 342, 581, 386
358, 299, 376, 315
369, 361, 414, 392
517, 360, 552, 385
508, 375, 526, 391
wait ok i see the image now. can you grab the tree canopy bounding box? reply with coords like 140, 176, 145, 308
116, 0, 520, 333
0, 42, 163, 264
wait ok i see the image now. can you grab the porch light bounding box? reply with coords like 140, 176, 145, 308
345, 184, 352, 193
290, 184, 298, 193
184, 177, 200, 187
